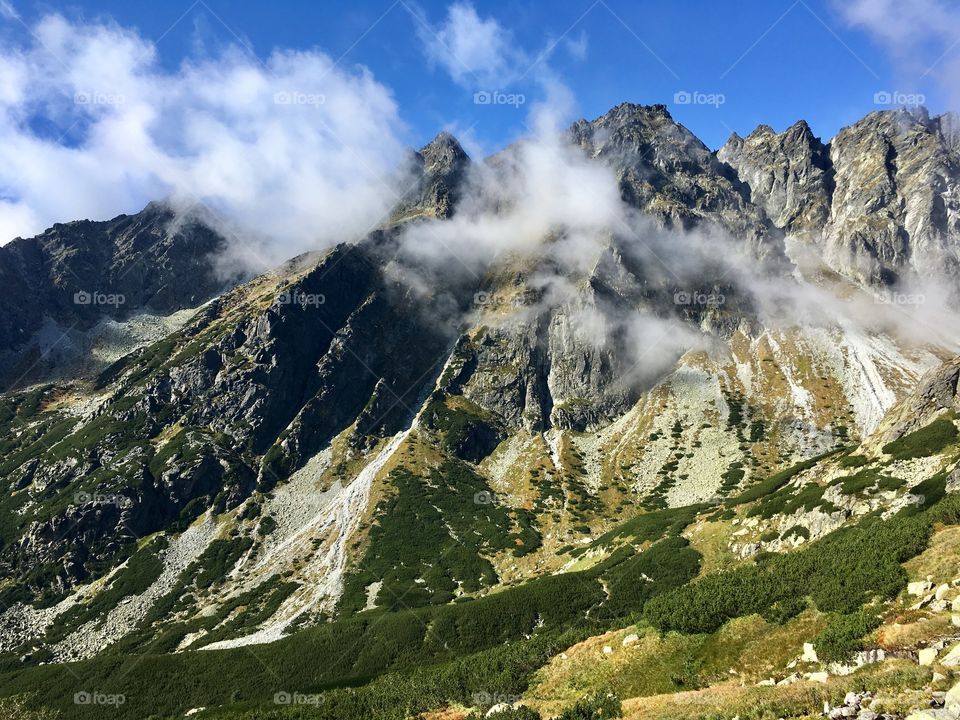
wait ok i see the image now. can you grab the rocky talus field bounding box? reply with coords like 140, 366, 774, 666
4, 103, 960, 719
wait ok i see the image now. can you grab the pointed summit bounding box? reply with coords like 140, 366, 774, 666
418, 131, 470, 177
717, 118, 831, 235
393, 132, 471, 221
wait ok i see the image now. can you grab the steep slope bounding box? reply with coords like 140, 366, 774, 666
570, 103, 786, 262
2, 103, 960, 720
0, 202, 235, 386
721, 108, 960, 290
717, 120, 833, 236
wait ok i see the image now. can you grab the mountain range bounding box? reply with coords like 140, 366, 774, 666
2, 102, 960, 720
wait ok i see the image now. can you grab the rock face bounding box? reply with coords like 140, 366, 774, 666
875, 356, 960, 443
0, 238, 459, 601
825, 109, 960, 287
0, 202, 237, 386
723, 108, 960, 290
570, 103, 786, 262
394, 132, 471, 221
0, 202, 229, 347
718, 120, 833, 236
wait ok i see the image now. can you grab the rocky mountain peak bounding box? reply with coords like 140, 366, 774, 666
718, 118, 832, 235
569, 103, 786, 262
825, 105, 960, 287
393, 132, 471, 221
418, 130, 469, 177
0, 201, 233, 386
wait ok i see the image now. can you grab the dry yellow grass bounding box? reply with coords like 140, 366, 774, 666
683, 518, 739, 574
524, 612, 828, 717
904, 525, 960, 584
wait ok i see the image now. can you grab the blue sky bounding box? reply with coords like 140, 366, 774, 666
2, 0, 947, 152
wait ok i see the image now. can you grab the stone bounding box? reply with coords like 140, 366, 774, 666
804, 671, 829, 683
602, 646, 613, 655
777, 672, 801, 686
919, 647, 939, 666
909, 581, 935, 597
945, 680, 960, 712
622, 634, 639, 646
940, 643, 960, 667
912, 594, 936, 610
486, 704, 511, 717
936, 583, 951, 600
802, 642, 818, 663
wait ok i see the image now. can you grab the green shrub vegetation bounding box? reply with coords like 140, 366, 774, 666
781, 525, 810, 541
7, 480, 960, 720
814, 610, 881, 663
645, 509, 932, 635
727, 451, 837, 507
555, 691, 622, 720
0, 500, 704, 720
839, 454, 869, 468
337, 462, 525, 612
882, 417, 958, 460
42, 537, 167, 645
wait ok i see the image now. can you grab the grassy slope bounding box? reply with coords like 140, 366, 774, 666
4, 417, 960, 720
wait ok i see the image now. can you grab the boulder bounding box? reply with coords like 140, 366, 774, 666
919, 647, 940, 666
777, 672, 801, 686
945, 680, 960, 712
940, 643, 960, 667
909, 581, 935, 596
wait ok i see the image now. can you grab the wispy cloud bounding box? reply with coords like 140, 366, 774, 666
837, 0, 960, 99
416, 1, 524, 87
0, 13, 413, 267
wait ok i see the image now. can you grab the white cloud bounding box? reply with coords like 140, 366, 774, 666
418, 1, 522, 87
0, 13, 414, 268
839, 0, 955, 50
837, 0, 960, 103
564, 30, 589, 61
